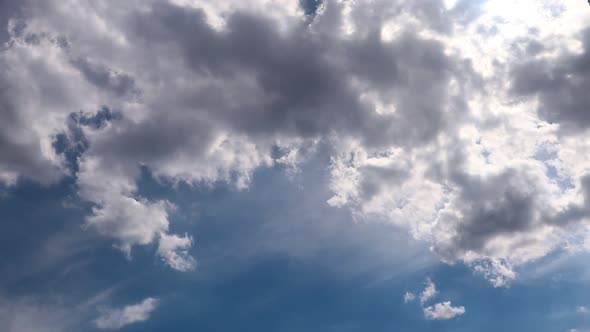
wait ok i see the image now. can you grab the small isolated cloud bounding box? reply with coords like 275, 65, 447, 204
419, 278, 437, 304
577, 306, 590, 314
423, 301, 466, 320
157, 233, 196, 271
405, 278, 466, 321
95, 297, 159, 330
403, 292, 416, 303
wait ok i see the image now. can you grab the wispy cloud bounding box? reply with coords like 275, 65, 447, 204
403, 292, 416, 303
419, 278, 437, 305
95, 298, 159, 330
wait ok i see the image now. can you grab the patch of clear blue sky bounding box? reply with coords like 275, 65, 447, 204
299, 0, 323, 16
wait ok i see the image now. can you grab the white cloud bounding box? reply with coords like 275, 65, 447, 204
403, 292, 416, 303
423, 301, 465, 320
419, 278, 438, 305
406, 278, 465, 321
95, 297, 159, 330
157, 233, 196, 271
78, 156, 172, 257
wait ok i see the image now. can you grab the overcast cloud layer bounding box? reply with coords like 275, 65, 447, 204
1, 0, 590, 330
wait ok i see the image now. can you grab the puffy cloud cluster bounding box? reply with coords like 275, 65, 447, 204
0, 0, 590, 283
328, 0, 590, 285
404, 278, 465, 320
423, 301, 466, 320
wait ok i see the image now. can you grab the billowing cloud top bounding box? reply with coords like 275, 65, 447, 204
1, 0, 590, 288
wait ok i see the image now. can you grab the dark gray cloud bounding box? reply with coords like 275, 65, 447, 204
553, 174, 590, 226
428, 140, 589, 267
433, 165, 545, 260
88, 113, 216, 172
510, 28, 590, 132
0, 0, 478, 188
92, 0, 474, 153
70, 57, 136, 97
408, 0, 453, 34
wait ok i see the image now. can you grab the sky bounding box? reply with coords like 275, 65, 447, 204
1, 0, 590, 331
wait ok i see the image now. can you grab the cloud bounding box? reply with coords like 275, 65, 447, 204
0, 0, 23, 45
419, 278, 438, 305
77, 155, 171, 256
403, 292, 416, 303
0, 288, 120, 332
322, 0, 590, 285
94, 297, 159, 330
157, 233, 196, 271
510, 27, 590, 133
423, 301, 465, 320
0, 0, 471, 268
405, 278, 465, 320
0, 296, 79, 332
470, 258, 516, 288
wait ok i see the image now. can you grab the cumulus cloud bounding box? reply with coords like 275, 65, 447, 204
423, 301, 465, 320
0, 0, 470, 269
324, 0, 590, 285
94, 297, 159, 330
0, 0, 590, 284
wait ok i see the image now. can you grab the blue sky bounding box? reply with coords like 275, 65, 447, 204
1, 0, 590, 331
